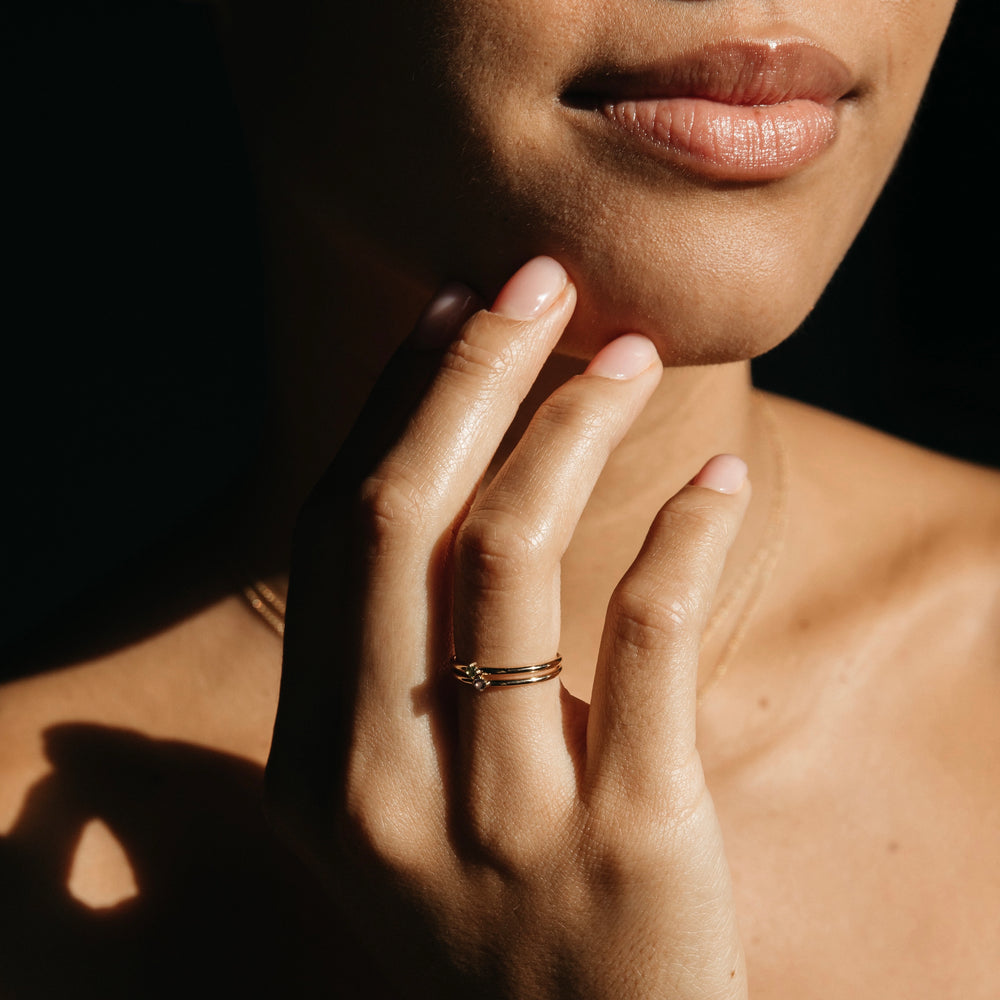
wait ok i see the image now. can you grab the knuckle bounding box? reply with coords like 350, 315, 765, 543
456, 507, 545, 583
586, 760, 714, 867
462, 796, 553, 875
533, 389, 607, 443
578, 803, 667, 882
658, 500, 733, 550
661, 777, 718, 845
608, 580, 700, 651
467, 819, 536, 873
339, 767, 424, 875
356, 466, 430, 542
440, 334, 514, 391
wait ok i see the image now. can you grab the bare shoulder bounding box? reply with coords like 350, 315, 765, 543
763, 391, 1000, 852
765, 390, 1000, 513
0, 598, 354, 997
765, 391, 1000, 636
722, 396, 1000, 1000
0, 595, 278, 826
755, 391, 999, 814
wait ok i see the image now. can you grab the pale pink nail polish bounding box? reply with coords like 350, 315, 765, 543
585, 334, 659, 379
491, 257, 567, 320
690, 454, 747, 494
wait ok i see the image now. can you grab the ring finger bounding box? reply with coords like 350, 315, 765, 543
452, 332, 663, 819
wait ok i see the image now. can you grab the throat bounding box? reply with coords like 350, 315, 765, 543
554, 373, 785, 703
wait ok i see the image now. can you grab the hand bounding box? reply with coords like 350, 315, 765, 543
266, 257, 751, 999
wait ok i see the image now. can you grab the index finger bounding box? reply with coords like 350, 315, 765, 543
267, 283, 481, 828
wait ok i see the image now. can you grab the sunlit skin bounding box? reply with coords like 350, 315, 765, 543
225, 0, 956, 359
1, 1, 998, 997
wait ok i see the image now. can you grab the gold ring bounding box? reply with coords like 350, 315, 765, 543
450, 655, 563, 692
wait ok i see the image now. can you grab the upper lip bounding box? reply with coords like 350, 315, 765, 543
562, 38, 857, 108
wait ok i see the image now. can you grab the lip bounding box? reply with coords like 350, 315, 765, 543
562, 39, 857, 181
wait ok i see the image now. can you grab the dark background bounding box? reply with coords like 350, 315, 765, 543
1, 1, 996, 652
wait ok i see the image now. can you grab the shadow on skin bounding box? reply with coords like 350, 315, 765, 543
0, 723, 356, 998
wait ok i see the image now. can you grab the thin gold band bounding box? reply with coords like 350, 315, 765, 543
450, 655, 563, 692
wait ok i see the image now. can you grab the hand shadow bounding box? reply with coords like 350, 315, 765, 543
0, 723, 361, 999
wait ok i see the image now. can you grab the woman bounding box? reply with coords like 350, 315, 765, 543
1, 0, 996, 997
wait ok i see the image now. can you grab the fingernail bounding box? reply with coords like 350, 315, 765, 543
690, 454, 747, 494
491, 257, 567, 321
408, 282, 482, 350
584, 334, 659, 379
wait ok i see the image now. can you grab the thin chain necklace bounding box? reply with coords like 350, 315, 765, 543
241, 578, 286, 637
239, 395, 790, 702
696, 394, 790, 705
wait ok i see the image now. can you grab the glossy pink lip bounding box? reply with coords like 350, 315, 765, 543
564, 40, 856, 181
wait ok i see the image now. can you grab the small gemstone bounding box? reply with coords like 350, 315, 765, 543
473, 678, 488, 692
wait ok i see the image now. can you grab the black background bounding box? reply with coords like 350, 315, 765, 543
2, 1, 996, 651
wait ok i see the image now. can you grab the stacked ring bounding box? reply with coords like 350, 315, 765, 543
450, 655, 563, 692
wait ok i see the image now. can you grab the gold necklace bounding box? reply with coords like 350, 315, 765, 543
241, 578, 287, 637
696, 394, 790, 705
238, 395, 790, 702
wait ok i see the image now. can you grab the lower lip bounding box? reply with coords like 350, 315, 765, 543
601, 96, 840, 181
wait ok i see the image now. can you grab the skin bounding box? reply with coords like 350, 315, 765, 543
2, 0, 999, 997
222, 0, 957, 359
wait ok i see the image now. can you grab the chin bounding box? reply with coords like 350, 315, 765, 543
555, 280, 808, 368
393, 95, 878, 369
417, 170, 858, 370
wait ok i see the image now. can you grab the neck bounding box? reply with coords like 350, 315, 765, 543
228, 185, 781, 698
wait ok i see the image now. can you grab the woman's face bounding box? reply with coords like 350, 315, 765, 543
233, 0, 957, 363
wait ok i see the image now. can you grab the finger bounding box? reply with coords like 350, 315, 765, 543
268, 284, 483, 829
269, 260, 578, 834
586, 455, 751, 802
451, 336, 663, 824
351, 258, 576, 709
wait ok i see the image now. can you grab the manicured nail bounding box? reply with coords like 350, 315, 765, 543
409, 282, 481, 350
585, 334, 659, 379
491, 257, 567, 321
690, 454, 747, 494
